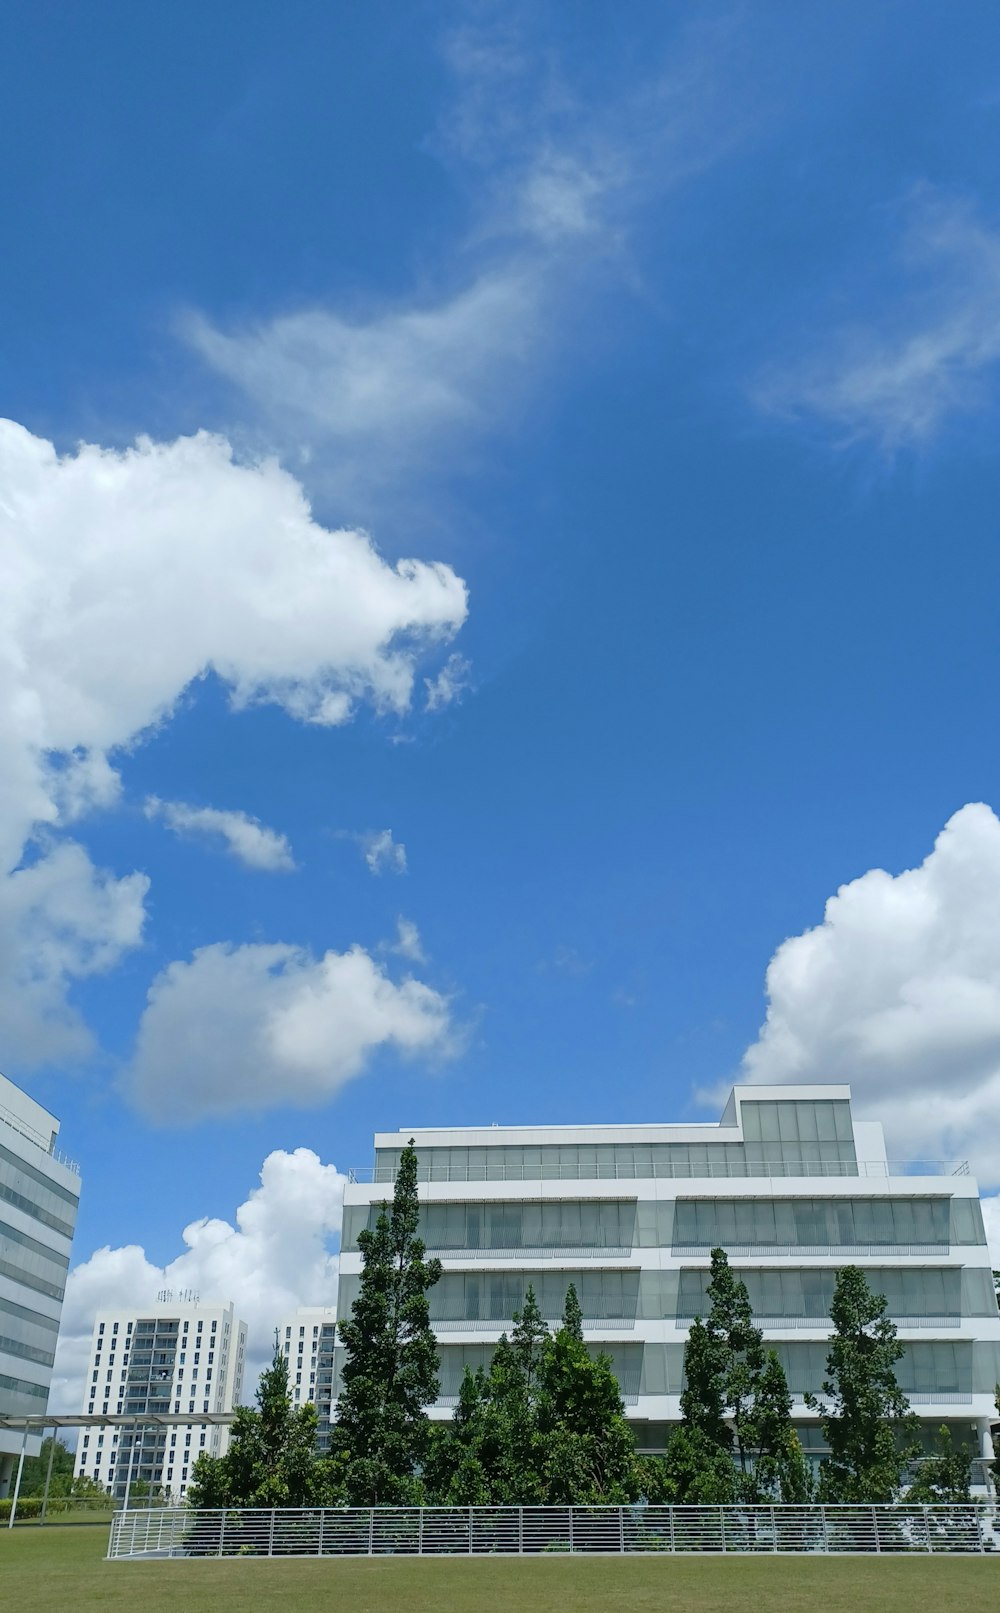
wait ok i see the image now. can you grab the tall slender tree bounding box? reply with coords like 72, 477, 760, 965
537, 1287, 642, 1503
330, 1139, 442, 1504
189, 1337, 322, 1507
561, 1282, 584, 1341
703, 1247, 767, 1485
673, 1249, 803, 1502
752, 1351, 813, 1502
806, 1265, 918, 1502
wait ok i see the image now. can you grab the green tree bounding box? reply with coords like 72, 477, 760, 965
188, 1338, 323, 1507
679, 1314, 730, 1449
677, 1250, 803, 1501
330, 1139, 442, 1504
753, 1351, 813, 1502
656, 1425, 738, 1503
904, 1426, 973, 1504
536, 1289, 642, 1503
429, 1283, 645, 1505
561, 1282, 584, 1342
703, 1247, 767, 1487
806, 1265, 918, 1502
19, 1436, 75, 1497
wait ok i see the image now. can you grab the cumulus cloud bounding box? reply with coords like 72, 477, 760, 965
0, 419, 466, 1062
0, 842, 147, 1065
145, 796, 295, 872
756, 190, 1000, 449
741, 802, 1000, 1188
127, 939, 453, 1119
50, 1147, 346, 1415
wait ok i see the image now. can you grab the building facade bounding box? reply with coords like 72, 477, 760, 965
337, 1085, 1000, 1476
278, 1306, 337, 1448
0, 1071, 81, 1498
74, 1298, 247, 1501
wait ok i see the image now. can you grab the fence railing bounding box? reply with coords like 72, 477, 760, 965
348, 1160, 969, 1184
108, 1503, 1000, 1559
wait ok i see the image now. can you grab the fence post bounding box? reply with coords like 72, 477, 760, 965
7, 1426, 28, 1529
518, 1506, 523, 1555
468, 1506, 473, 1553
669, 1505, 675, 1553
39, 1427, 57, 1525
619, 1506, 624, 1553
268, 1508, 275, 1557
368, 1508, 374, 1555
720, 1506, 726, 1553
418, 1508, 424, 1555
872, 1506, 880, 1554
770, 1504, 777, 1551
218, 1510, 226, 1558
569, 1507, 574, 1553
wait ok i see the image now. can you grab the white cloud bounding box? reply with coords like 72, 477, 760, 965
128, 939, 453, 1119
389, 917, 427, 964
740, 802, 1000, 1188
50, 1147, 346, 1416
0, 842, 147, 1065
0, 419, 466, 1062
425, 653, 473, 713
183, 16, 756, 503
184, 269, 541, 483
756, 191, 1000, 449
145, 796, 295, 872
360, 828, 407, 876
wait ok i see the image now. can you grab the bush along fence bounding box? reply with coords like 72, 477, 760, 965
108, 1503, 1000, 1559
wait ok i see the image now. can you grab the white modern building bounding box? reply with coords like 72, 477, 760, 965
278, 1307, 337, 1448
74, 1297, 248, 1501
0, 1072, 81, 1498
338, 1085, 1000, 1479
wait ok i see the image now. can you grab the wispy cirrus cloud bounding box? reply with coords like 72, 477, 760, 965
755, 189, 1000, 450
182, 9, 770, 509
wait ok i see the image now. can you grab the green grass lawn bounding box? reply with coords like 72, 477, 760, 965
2, 1520, 999, 1613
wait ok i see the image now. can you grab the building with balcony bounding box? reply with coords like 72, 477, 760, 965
337, 1084, 1000, 1478
278, 1306, 337, 1448
0, 1071, 81, 1499
74, 1298, 247, 1501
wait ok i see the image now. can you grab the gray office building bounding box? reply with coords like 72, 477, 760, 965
338, 1084, 999, 1480
0, 1071, 81, 1497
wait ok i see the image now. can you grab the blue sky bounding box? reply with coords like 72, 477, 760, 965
3, 1, 1000, 1395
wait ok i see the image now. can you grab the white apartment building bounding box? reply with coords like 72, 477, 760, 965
338, 1085, 1000, 1480
0, 1072, 81, 1498
279, 1307, 337, 1448
75, 1297, 247, 1501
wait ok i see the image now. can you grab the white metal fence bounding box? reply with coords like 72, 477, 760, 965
108, 1503, 1000, 1559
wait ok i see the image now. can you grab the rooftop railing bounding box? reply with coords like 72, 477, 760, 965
0, 1099, 80, 1175
348, 1159, 970, 1185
